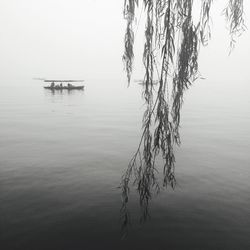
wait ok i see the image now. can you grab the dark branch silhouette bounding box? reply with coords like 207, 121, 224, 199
121, 0, 245, 234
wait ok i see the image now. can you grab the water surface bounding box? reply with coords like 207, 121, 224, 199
1, 78, 250, 249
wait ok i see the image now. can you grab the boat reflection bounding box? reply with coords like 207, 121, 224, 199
44, 88, 84, 96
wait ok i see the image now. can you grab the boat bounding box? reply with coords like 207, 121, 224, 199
43, 79, 84, 90
33, 77, 46, 81
44, 85, 84, 90
134, 79, 159, 85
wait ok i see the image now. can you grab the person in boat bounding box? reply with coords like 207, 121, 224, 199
60, 83, 63, 88
50, 82, 55, 88
68, 83, 72, 88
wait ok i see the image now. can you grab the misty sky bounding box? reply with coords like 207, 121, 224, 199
0, 0, 249, 82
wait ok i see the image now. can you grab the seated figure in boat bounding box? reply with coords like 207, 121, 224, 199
50, 82, 55, 88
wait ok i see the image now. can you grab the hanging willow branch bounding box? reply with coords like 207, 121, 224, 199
121, 0, 245, 230
223, 0, 246, 50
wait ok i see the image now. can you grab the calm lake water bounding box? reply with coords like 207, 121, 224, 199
1, 78, 250, 249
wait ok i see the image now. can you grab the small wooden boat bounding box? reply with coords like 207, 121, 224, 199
134, 79, 159, 85
44, 86, 84, 90
43, 79, 84, 91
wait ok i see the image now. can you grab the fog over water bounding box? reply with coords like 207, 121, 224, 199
0, 1, 250, 249
0, 0, 250, 81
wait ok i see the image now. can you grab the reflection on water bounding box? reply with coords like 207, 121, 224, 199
45, 89, 84, 95
44, 88, 84, 96
1, 79, 250, 249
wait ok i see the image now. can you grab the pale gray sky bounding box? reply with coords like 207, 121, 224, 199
0, 0, 249, 82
